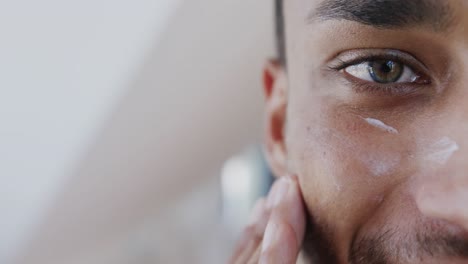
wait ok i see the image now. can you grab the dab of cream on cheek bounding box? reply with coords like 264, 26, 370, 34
422, 136, 460, 165
361, 117, 401, 176
311, 117, 460, 182
362, 118, 461, 172
311, 117, 401, 178
364, 118, 399, 134
362, 154, 401, 177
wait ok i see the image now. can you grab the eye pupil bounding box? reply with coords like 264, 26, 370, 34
368, 60, 404, 83
381, 61, 393, 73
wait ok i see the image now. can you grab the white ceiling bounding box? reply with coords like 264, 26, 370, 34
0, 0, 273, 263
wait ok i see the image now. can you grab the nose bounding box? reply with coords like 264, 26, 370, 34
414, 64, 468, 230
416, 153, 468, 230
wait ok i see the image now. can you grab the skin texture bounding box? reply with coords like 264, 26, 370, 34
231, 0, 468, 263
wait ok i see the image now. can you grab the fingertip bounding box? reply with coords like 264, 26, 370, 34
260, 214, 299, 264
277, 174, 307, 247
287, 174, 299, 182
267, 177, 291, 209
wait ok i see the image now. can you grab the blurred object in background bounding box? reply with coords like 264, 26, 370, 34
1, 0, 274, 263
126, 146, 273, 264
221, 146, 274, 235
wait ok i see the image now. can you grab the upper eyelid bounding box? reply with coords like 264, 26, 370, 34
330, 55, 413, 71
326, 49, 430, 74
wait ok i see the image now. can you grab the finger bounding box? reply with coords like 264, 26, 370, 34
235, 235, 262, 264
252, 198, 271, 237
259, 176, 306, 264
247, 245, 262, 264
229, 198, 267, 264
241, 179, 291, 264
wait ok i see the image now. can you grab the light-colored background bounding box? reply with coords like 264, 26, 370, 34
0, 0, 274, 263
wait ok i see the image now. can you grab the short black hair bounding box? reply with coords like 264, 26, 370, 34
275, 0, 286, 65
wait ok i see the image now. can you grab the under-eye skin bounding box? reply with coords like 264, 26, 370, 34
327, 49, 432, 96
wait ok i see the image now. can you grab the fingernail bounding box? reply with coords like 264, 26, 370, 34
267, 177, 290, 209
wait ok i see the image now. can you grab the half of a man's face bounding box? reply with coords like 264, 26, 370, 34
267, 0, 468, 263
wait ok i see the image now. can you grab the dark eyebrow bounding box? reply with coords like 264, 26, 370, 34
309, 0, 455, 31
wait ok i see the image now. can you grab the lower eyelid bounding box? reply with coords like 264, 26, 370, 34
341, 73, 431, 97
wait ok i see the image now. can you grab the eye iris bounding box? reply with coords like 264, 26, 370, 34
368, 60, 404, 83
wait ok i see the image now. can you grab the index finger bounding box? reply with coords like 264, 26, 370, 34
260, 175, 306, 263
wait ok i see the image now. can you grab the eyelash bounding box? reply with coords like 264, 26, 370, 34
328, 53, 431, 96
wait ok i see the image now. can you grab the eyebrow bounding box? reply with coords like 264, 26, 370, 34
309, 0, 455, 31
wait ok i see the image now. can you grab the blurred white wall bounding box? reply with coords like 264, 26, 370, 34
0, 0, 274, 263
0, 0, 182, 262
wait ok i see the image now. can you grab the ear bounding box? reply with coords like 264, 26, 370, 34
262, 59, 288, 178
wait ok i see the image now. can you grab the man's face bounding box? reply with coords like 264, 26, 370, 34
264, 0, 468, 263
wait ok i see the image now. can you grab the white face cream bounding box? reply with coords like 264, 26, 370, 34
364, 117, 399, 134
358, 118, 462, 175
311, 126, 401, 178
423, 137, 460, 165
310, 118, 461, 180
363, 153, 402, 177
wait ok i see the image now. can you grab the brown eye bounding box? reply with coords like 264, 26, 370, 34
368, 60, 403, 83
344, 60, 420, 84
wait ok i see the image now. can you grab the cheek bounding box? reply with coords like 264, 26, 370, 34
286, 96, 418, 221
290, 99, 408, 184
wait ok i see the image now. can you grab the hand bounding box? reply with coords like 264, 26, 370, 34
229, 175, 306, 264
